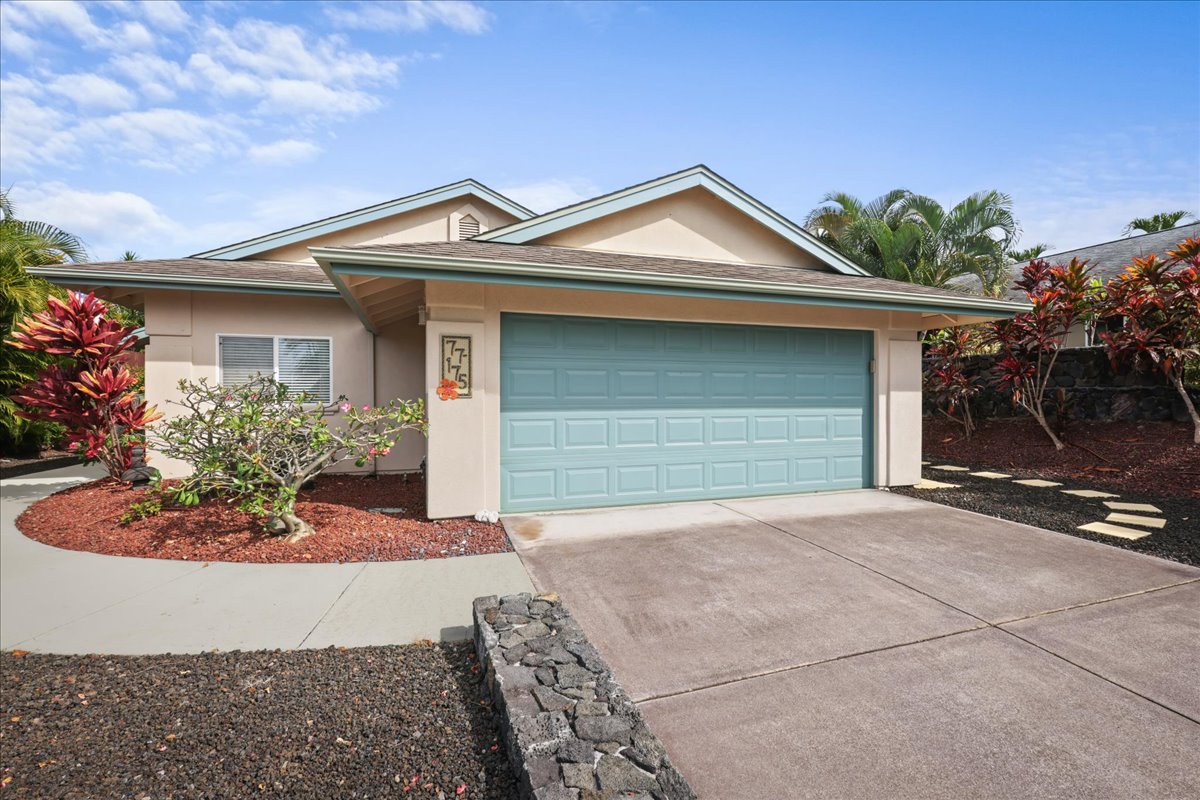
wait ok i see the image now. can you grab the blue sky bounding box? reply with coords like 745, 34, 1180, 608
2, 0, 1197, 261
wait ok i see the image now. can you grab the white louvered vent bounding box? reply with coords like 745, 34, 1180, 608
458, 214, 481, 240
218, 335, 332, 402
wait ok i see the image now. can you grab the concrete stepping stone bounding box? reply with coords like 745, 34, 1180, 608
1013, 479, 1062, 488
1105, 512, 1166, 529
913, 479, 960, 490
1077, 521, 1152, 541
969, 471, 1012, 479
930, 465, 970, 472
1062, 489, 1120, 499
1104, 501, 1161, 513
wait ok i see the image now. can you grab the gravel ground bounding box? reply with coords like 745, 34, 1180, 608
921, 418, 1200, 498
0, 643, 517, 799
894, 465, 1199, 566
17, 475, 512, 564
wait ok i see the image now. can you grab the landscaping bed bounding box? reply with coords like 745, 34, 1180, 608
0, 642, 516, 799
894, 467, 1199, 566
16, 474, 512, 564
921, 417, 1200, 498
0, 451, 80, 480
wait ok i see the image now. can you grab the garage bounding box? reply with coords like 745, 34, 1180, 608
500, 313, 872, 512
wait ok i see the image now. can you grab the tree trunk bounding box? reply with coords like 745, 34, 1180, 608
280, 511, 315, 543
1171, 373, 1200, 445
1031, 408, 1066, 450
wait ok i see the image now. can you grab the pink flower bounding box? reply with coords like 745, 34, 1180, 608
380, 447, 391, 456
339, 402, 351, 412
362, 404, 369, 411
369, 447, 378, 455
456, 786, 467, 795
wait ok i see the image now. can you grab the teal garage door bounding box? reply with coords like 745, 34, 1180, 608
500, 313, 872, 512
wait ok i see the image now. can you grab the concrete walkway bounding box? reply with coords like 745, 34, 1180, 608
506, 491, 1200, 799
1, 465, 533, 654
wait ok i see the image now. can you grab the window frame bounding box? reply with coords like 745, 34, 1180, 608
216, 333, 334, 403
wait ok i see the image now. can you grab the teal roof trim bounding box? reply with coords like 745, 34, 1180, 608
475, 165, 871, 277
193, 180, 534, 260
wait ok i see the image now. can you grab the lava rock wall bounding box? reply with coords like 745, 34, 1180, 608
472, 593, 695, 800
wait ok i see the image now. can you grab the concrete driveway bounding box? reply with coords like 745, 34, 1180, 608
504, 490, 1200, 799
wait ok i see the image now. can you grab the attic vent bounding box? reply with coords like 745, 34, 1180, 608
458, 214, 481, 240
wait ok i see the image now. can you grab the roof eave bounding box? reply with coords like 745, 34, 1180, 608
192, 179, 534, 261
26, 266, 338, 297
311, 246, 1029, 319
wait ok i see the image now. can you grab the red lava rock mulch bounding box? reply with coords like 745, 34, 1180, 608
17, 474, 512, 564
923, 417, 1200, 498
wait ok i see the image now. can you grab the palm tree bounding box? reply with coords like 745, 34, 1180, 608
0, 189, 88, 455
121, 250, 139, 261
1007, 243, 1053, 263
1123, 211, 1195, 236
805, 189, 1020, 297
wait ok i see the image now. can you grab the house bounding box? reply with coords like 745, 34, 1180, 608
29, 166, 1025, 518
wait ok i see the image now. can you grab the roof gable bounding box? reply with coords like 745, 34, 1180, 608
193, 179, 533, 261
475, 165, 870, 276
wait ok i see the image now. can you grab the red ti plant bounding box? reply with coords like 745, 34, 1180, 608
1099, 238, 1200, 444
6, 292, 161, 478
924, 326, 983, 437
989, 257, 1099, 450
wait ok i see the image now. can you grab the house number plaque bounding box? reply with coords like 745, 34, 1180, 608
440, 334, 472, 398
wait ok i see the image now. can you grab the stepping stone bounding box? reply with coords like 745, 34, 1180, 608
930, 465, 970, 472
913, 479, 959, 490
1105, 512, 1166, 529
969, 471, 1012, 479
1062, 489, 1120, 499
1013, 479, 1062, 488
1104, 501, 1161, 513
1077, 521, 1152, 541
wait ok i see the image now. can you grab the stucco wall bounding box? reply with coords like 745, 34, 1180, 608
421, 281, 924, 518
143, 289, 426, 478
533, 187, 827, 270
252, 198, 522, 263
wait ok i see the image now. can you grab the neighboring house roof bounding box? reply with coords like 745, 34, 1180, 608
192, 179, 534, 261
474, 165, 872, 278
956, 222, 1200, 300
28, 258, 337, 295
312, 240, 1027, 318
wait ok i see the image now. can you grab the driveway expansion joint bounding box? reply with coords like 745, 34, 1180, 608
297, 563, 369, 648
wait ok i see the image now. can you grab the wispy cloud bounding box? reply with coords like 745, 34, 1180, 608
246, 139, 323, 166
326, 1, 492, 35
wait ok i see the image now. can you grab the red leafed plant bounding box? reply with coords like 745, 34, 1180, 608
924, 326, 984, 437
6, 292, 161, 478
1099, 237, 1200, 444
989, 257, 1100, 450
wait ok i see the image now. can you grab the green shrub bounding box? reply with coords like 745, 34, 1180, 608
119, 496, 163, 525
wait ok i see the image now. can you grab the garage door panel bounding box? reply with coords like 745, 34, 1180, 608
501, 314, 871, 511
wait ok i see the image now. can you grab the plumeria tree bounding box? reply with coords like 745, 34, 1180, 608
153, 376, 427, 541
990, 258, 1099, 450
7, 292, 160, 477
1099, 238, 1200, 444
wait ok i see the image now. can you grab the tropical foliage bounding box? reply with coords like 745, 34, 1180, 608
1099, 238, 1200, 443
989, 258, 1100, 450
153, 376, 427, 541
0, 189, 87, 455
6, 293, 161, 477
804, 189, 1021, 296
1123, 211, 1195, 236
924, 327, 982, 437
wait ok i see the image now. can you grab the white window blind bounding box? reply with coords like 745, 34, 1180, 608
218, 335, 332, 402
458, 214, 481, 239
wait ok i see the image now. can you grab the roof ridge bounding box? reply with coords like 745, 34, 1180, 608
1040, 221, 1200, 260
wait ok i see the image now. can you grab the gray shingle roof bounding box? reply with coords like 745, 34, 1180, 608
955, 223, 1200, 300
324, 240, 1000, 304
28, 258, 335, 291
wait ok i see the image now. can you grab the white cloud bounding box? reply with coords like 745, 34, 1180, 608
10, 181, 180, 260
246, 138, 323, 166
76, 109, 245, 171
498, 178, 601, 213
3, 0, 161, 52
47, 72, 137, 109
326, 1, 492, 34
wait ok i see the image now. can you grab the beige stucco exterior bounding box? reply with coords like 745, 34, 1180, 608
143, 289, 427, 478
534, 187, 827, 269
418, 280, 925, 518
253, 198, 521, 263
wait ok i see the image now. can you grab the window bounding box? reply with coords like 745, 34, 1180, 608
458, 214, 481, 239
218, 335, 332, 402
